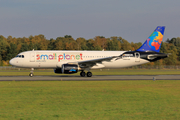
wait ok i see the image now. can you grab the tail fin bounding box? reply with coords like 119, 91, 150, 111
137, 26, 165, 52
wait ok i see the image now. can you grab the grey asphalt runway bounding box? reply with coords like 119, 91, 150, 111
0, 75, 180, 81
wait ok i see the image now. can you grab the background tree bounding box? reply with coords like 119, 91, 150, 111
118, 38, 131, 51
0, 35, 9, 61
6, 43, 18, 60
76, 38, 87, 50
48, 38, 55, 50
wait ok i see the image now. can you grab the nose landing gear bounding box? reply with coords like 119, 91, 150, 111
29, 68, 34, 77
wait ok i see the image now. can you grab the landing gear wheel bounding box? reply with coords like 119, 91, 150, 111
87, 72, 92, 77
80, 71, 86, 77
29, 73, 33, 77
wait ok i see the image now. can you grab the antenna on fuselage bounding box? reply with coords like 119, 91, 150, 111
32, 49, 34, 51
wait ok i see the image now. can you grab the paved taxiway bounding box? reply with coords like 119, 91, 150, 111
0, 75, 180, 81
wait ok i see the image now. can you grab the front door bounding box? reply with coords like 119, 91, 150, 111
30, 52, 35, 62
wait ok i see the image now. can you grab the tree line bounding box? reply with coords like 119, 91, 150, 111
0, 34, 180, 66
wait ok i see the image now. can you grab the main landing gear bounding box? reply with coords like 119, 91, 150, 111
80, 71, 92, 77
80, 71, 86, 77
29, 68, 34, 77
87, 72, 92, 77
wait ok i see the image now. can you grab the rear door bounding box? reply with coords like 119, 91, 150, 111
135, 52, 140, 62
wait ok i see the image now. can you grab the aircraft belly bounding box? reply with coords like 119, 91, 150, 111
102, 59, 149, 69
22, 61, 56, 69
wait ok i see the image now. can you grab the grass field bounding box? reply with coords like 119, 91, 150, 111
0, 69, 180, 76
0, 80, 180, 120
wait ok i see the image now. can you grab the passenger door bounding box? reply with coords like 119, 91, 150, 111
30, 52, 35, 62
135, 52, 140, 62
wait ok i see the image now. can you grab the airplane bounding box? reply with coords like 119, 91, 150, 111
9, 26, 168, 77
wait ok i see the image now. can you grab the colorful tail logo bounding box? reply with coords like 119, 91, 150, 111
137, 26, 165, 52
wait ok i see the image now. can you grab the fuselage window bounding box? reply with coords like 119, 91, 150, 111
22, 55, 24, 58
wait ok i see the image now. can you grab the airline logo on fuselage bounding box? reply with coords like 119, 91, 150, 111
36, 53, 83, 62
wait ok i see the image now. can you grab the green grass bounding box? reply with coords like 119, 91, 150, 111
0, 81, 180, 120
0, 69, 180, 76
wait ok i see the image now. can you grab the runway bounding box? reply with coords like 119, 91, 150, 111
0, 75, 180, 81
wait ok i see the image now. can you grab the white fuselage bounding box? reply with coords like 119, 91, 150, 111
10, 50, 149, 69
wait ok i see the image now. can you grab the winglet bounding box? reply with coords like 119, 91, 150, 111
136, 26, 165, 52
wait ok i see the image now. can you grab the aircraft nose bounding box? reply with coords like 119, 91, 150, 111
9, 59, 15, 66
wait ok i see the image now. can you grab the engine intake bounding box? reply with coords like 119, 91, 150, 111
54, 64, 78, 74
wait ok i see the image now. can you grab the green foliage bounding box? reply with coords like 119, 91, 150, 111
20, 43, 29, 52
106, 37, 120, 50
119, 38, 131, 50
86, 39, 95, 50
47, 38, 55, 50
0, 35, 8, 60
6, 43, 18, 60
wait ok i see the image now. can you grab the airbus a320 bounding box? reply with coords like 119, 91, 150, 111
9, 26, 168, 77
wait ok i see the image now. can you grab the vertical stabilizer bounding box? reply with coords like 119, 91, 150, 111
137, 26, 165, 52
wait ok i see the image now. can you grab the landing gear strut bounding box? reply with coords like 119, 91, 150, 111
29, 68, 34, 77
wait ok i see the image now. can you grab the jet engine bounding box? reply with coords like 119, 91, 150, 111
54, 64, 78, 74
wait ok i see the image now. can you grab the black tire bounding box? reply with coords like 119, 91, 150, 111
87, 72, 92, 77
29, 73, 33, 77
80, 72, 85, 77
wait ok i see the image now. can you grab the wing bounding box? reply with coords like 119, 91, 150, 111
77, 56, 119, 68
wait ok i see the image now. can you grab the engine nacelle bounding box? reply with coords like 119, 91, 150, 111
54, 68, 63, 73
54, 64, 78, 74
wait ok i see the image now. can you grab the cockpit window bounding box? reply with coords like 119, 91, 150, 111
15, 55, 25, 58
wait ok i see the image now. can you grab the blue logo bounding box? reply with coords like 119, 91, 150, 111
69, 68, 76, 72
